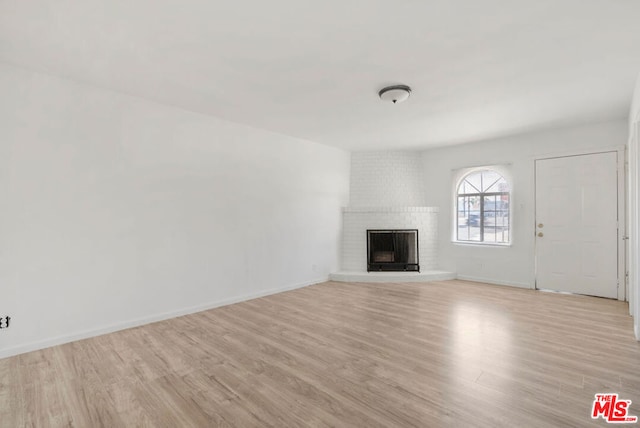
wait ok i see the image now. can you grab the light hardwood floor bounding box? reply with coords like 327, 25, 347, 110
1, 280, 640, 427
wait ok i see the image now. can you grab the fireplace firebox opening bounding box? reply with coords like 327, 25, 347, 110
367, 229, 419, 272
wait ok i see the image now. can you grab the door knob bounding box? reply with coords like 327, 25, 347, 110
537, 232, 544, 237
537, 223, 544, 228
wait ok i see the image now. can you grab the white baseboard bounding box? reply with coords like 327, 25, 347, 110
456, 275, 532, 289
0, 277, 328, 360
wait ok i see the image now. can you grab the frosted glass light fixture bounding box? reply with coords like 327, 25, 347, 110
378, 85, 412, 104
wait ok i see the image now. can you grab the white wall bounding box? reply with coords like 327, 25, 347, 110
350, 151, 426, 206
0, 63, 350, 358
422, 120, 627, 288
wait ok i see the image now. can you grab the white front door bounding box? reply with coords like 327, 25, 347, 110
535, 152, 619, 298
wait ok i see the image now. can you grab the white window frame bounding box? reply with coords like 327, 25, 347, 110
452, 166, 512, 246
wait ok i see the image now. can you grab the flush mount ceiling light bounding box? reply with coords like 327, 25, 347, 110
378, 84, 412, 104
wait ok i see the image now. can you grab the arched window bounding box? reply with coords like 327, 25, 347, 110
456, 169, 510, 244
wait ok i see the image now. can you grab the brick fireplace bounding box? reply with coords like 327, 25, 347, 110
329, 151, 455, 282
340, 206, 438, 272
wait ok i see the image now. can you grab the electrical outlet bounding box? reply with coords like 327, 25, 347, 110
0, 316, 11, 329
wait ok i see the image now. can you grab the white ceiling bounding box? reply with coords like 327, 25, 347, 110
1, 0, 639, 151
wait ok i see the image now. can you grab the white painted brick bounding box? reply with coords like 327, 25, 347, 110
341, 151, 442, 272
341, 207, 439, 271
350, 151, 426, 207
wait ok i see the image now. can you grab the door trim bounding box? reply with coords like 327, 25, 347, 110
533, 147, 626, 301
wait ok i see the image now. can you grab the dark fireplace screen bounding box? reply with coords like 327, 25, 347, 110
367, 229, 419, 272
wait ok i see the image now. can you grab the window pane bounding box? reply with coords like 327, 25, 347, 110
457, 195, 480, 241
461, 175, 481, 193
482, 193, 509, 244
456, 169, 510, 244
482, 171, 510, 192
484, 226, 497, 243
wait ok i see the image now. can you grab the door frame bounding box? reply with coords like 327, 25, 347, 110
533, 146, 626, 301
629, 118, 639, 337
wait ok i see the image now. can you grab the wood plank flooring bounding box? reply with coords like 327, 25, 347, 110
1, 279, 640, 427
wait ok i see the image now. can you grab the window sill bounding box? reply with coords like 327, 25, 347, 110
452, 241, 512, 248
